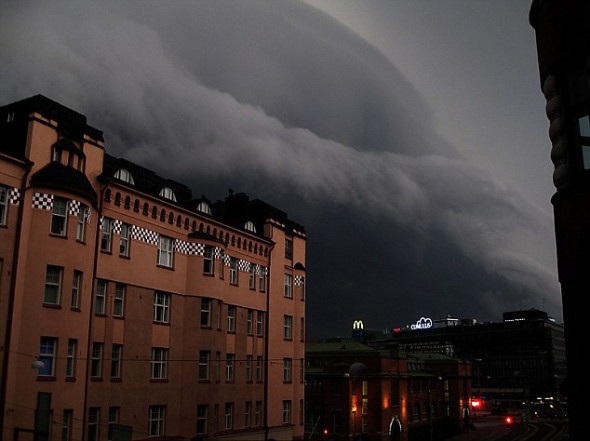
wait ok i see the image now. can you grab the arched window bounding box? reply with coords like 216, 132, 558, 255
244, 221, 257, 233
196, 201, 212, 215
159, 187, 177, 202
114, 169, 135, 185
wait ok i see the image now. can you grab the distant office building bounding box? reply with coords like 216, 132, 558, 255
305, 340, 471, 441
0, 95, 306, 441
381, 309, 566, 408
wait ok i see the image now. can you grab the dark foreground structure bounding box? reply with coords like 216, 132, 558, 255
529, 1, 590, 439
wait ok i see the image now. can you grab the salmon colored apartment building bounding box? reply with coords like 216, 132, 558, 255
0, 95, 307, 441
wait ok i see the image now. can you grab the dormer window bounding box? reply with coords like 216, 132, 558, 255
159, 187, 177, 202
114, 169, 135, 185
196, 201, 212, 215
51, 139, 85, 172
244, 221, 257, 233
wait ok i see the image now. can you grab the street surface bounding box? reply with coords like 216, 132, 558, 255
446, 415, 569, 441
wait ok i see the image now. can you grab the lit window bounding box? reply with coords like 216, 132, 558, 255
51, 197, 68, 236
244, 221, 256, 233
159, 187, 177, 202
151, 348, 168, 379
91, 342, 104, 378
44, 265, 63, 305
39, 337, 57, 376
113, 169, 134, 185
157, 236, 174, 267
0, 185, 8, 225
113, 284, 125, 317
196, 201, 211, 215
199, 350, 210, 380
100, 218, 113, 252
153, 292, 170, 323
148, 405, 166, 436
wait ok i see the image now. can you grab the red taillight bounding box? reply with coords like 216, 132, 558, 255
505, 416, 512, 425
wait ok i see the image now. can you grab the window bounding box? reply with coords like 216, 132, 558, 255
71, 270, 82, 309
245, 355, 253, 382
258, 268, 266, 292
149, 405, 166, 437
227, 306, 236, 333
66, 339, 77, 378
44, 265, 63, 305
284, 273, 293, 298
579, 115, 590, 169
159, 187, 177, 201
108, 407, 120, 441
300, 317, 305, 342
256, 356, 263, 382
226, 354, 235, 381
215, 351, 221, 381
200, 298, 211, 326
114, 168, 134, 185
244, 221, 256, 233
95, 280, 107, 315
285, 238, 293, 260
199, 350, 210, 380
113, 284, 125, 317
111, 344, 122, 379
101, 217, 113, 252
51, 197, 68, 235
62, 409, 73, 441
229, 258, 238, 285
196, 405, 208, 434
0, 185, 8, 225
153, 292, 170, 323
218, 250, 225, 278
249, 266, 256, 289
247, 310, 254, 335
282, 400, 292, 425
196, 201, 211, 215
157, 236, 174, 267
88, 408, 100, 441
151, 347, 168, 379
203, 245, 214, 275
283, 358, 292, 382
119, 223, 131, 256
91, 342, 103, 378
39, 337, 57, 377
76, 204, 88, 241
244, 401, 252, 428
255, 402, 262, 427
256, 312, 265, 336
284, 315, 293, 340
224, 403, 234, 430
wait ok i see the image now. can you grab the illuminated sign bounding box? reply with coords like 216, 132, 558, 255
352, 320, 364, 330
410, 317, 433, 330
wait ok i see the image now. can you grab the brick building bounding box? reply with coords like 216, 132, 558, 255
0, 95, 306, 441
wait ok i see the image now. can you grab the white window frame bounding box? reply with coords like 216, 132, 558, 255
196, 405, 208, 435
95, 280, 107, 315
39, 336, 57, 377
226, 353, 235, 381
150, 347, 169, 380
110, 344, 122, 379
148, 405, 166, 437
91, 342, 104, 378
224, 403, 234, 430
229, 258, 238, 285
200, 298, 211, 327
113, 284, 125, 317
284, 273, 293, 298
247, 310, 254, 335
227, 306, 236, 333
284, 315, 293, 340
203, 245, 214, 275
157, 236, 174, 267
153, 292, 170, 323
88, 408, 100, 441
283, 358, 292, 382
71, 270, 82, 309
44, 265, 63, 305
199, 350, 210, 381
51, 197, 68, 236
282, 400, 292, 425
66, 339, 77, 378
101, 217, 113, 252
119, 223, 130, 257
0, 185, 8, 225
245, 355, 253, 382
76, 204, 87, 241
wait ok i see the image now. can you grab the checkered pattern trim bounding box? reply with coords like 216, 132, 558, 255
32, 192, 53, 210
9, 188, 20, 205
68, 200, 80, 216
131, 225, 159, 245
175, 240, 204, 255
295, 275, 305, 286
112, 219, 122, 235
238, 259, 251, 272
84, 207, 92, 223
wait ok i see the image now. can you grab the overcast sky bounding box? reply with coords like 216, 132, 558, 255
0, 1, 561, 337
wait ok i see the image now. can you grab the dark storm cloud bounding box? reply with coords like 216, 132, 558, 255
0, 1, 560, 337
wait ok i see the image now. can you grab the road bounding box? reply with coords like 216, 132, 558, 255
447, 415, 569, 441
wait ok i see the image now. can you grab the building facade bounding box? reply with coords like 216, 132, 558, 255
0, 95, 306, 441
305, 341, 471, 441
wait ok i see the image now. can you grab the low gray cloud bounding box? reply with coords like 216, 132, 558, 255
0, 0, 560, 336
